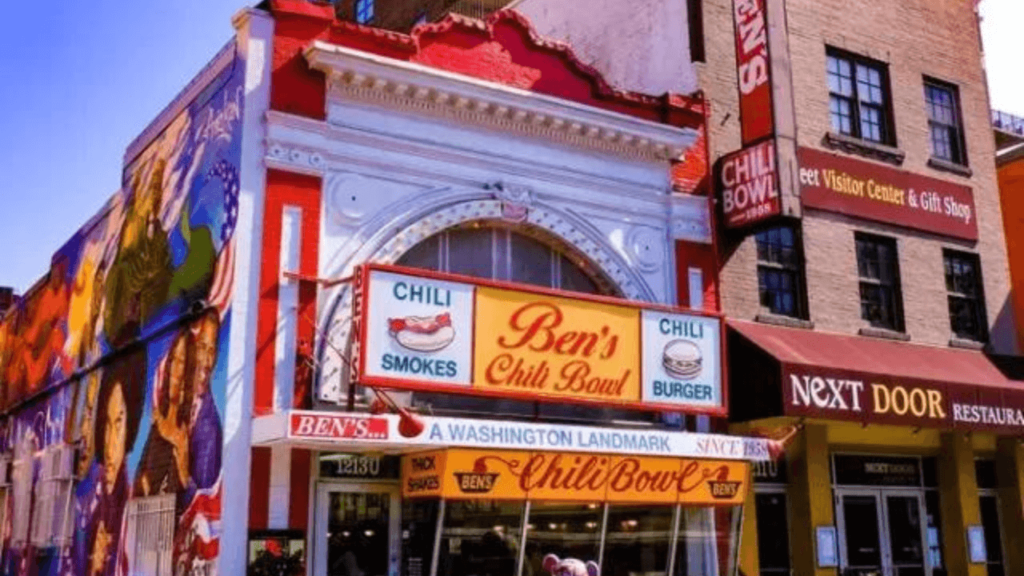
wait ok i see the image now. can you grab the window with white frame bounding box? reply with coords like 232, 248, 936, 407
10, 435, 34, 547
124, 494, 176, 576
30, 444, 74, 548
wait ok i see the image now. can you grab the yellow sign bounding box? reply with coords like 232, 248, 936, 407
473, 286, 641, 405
401, 449, 749, 506
401, 450, 446, 498
358, 265, 724, 415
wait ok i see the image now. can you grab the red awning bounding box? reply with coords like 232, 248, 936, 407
729, 320, 1024, 433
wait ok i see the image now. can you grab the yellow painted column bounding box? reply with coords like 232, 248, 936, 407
787, 424, 835, 576
997, 437, 1024, 575
738, 465, 760, 576
937, 432, 985, 576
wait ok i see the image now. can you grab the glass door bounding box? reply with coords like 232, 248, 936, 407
315, 482, 401, 576
837, 491, 886, 576
882, 493, 927, 576
836, 490, 931, 576
979, 494, 1005, 576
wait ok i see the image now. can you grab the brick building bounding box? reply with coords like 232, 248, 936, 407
502, 0, 1024, 576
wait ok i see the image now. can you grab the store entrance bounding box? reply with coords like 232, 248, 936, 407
315, 482, 401, 576
836, 489, 929, 576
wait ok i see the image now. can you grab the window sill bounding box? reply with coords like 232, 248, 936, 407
858, 327, 911, 341
824, 132, 906, 166
949, 337, 986, 351
927, 157, 973, 178
755, 314, 815, 330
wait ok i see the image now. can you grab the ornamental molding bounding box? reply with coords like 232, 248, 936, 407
304, 41, 698, 162
313, 193, 660, 403
264, 112, 695, 212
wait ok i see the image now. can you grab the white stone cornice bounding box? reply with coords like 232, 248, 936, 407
303, 41, 698, 162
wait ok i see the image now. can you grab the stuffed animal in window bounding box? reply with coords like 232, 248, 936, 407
542, 554, 599, 576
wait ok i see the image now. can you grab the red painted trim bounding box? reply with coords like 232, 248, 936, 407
249, 447, 272, 529
289, 449, 312, 530
255, 170, 323, 416
355, 263, 728, 417
267, 2, 705, 129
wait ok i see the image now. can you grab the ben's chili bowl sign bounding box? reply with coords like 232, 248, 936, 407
784, 368, 1024, 433
355, 265, 724, 415
401, 449, 749, 505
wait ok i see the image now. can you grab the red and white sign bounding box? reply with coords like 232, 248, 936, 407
733, 0, 774, 145
720, 140, 780, 228
273, 410, 776, 461
289, 413, 390, 440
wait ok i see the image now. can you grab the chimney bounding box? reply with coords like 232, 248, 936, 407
0, 287, 15, 315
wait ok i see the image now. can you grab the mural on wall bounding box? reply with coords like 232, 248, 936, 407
0, 43, 243, 576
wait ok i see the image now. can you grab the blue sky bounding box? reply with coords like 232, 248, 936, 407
0, 0, 1020, 293
0, 0, 247, 292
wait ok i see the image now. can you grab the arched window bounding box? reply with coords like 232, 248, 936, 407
398, 224, 613, 295
396, 223, 655, 424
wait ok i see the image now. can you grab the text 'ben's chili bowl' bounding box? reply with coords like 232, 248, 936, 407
473, 286, 642, 403
401, 449, 749, 505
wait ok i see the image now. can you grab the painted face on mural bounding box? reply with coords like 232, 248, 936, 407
192, 311, 219, 397
104, 382, 127, 489
168, 335, 188, 406
77, 372, 101, 478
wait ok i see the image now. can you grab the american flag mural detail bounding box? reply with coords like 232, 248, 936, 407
207, 160, 239, 318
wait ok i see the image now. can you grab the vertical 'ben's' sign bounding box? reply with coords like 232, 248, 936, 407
732, 0, 774, 145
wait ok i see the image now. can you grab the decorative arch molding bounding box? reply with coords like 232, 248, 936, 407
314, 185, 658, 403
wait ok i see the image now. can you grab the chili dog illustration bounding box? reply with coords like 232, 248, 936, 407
388, 312, 456, 352
662, 339, 703, 379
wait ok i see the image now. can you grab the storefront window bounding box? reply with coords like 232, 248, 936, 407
754, 492, 789, 575
438, 501, 524, 576
327, 492, 391, 576
402, 500, 441, 576
675, 507, 741, 576
522, 502, 604, 574
603, 504, 675, 576
416, 499, 743, 576
979, 495, 1005, 576
924, 491, 945, 576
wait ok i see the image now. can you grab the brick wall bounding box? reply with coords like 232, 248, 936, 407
707, 0, 1017, 353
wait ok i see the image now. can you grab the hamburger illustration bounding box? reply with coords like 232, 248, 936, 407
388, 312, 456, 352
662, 339, 703, 380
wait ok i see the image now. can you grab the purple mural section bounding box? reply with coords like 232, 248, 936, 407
0, 43, 244, 576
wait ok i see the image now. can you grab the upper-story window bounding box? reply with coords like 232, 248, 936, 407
827, 49, 895, 145
855, 233, 904, 332
925, 79, 968, 166
755, 226, 807, 319
944, 250, 987, 342
355, 0, 374, 24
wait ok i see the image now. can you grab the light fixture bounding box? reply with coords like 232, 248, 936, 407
548, 523, 558, 530
364, 530, 375, 537
342, 531, 351, 537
